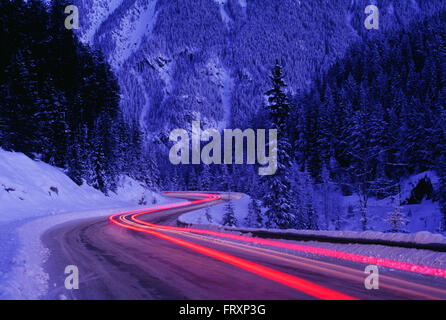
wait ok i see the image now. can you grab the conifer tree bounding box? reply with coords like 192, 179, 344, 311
245, 198, 263, 228
261, 60, 296, 229
222, 193, 237, 227
385, 193, 408, 232
200, 165, 212, 191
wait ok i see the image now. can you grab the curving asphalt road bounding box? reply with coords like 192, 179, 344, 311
41, 192, 446, 300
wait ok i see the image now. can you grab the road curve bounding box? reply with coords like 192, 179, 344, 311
42, 192, 446, 300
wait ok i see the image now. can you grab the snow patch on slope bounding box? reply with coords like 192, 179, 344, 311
221, 68, 234, 128
0, 149, 107, 223
206, 59, 233, 129
146, 54, 174, 94
179, 193, 250, 226
410, 0, 420, 12
0, 148, 163, 223
111, 0, 158, 68
77, 0, 123, 44
214, 0, 233, 27
238, 0, 247, 15
132, 71, 151, 134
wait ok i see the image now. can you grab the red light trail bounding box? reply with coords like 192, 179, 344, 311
109, 192, 446, 299
110, 212, 354, 300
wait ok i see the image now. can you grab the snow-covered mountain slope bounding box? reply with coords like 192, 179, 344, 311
76, 0, 124, 44
72, 0, 443, 139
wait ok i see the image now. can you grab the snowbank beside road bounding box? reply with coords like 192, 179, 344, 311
0, 149, 162, 223
178, 193, 251, 226
0, 149, 169, 299
226, 228, 446, 247
178, 193, 446, 269
288, 238, 446, 270
1, 207, 131, 299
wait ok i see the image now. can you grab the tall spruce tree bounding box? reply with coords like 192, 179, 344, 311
222, 193, 237, 227
245, 198, 263, 228
261, 60, 296, 229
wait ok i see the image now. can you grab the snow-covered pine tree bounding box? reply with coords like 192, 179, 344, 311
187, 168, 200, 191
438, 156, 446, 231
143, 153, 160, 190
245, 198, 263, 228
205, 206, 213, 223
1, 50, 39, 154
219, 164, 236, 192
36, 81, 69, 166
200, 165, 212, 191
168, 166, 180, 191
265, 59, 291, 133
299, 169, 318, 230
222, 193, 237, 227
346, 84, 386, 230
89, 120, 107, 193
385, 193, 408, 232
261, 60, 296, 229
319, 165, 331, 228
437, 99, 446, 231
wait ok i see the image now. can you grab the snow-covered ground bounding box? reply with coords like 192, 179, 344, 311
180, 193, 444, 235
1, 148, 445, 298
0, 149, 163, 224
178, 193, 446, 269
286, 238, 446, 269
180, 171, 443, 235
110, 0, 158, 68
76, 0, 123, 45
0, 149, 170, 299
339, 195, 442, 233
179, 192, 251, 227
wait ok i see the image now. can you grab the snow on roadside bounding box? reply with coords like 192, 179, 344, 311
178, 192, 445, 248
178, 193, 446, 269
0, 149, 171, 299
283, 238, 446, 270
1, 192, 182, 300
1, 207, 132, 299
228, 227, 446, 268
0, 149, 164, 222
178, 193, 251, 226
228, 228, 446, 246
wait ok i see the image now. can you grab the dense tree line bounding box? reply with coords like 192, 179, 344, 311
0, 0, 153, 193
1, 0, 444, 231
78, 0, 445, 140
63, 0, 445, 231
285, 12, 446, 229
169, 12, 445, 230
